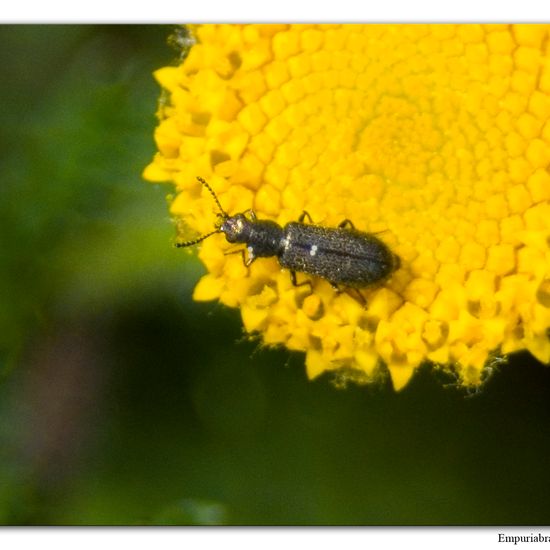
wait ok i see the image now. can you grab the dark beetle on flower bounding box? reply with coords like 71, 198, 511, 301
176, 177, 400, 296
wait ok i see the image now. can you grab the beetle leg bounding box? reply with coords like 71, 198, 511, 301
224, 245, 243, 256
243, 209, 257, 221
330, 281, 343, 292
330, 282, 367, 307
298, 211, 314, 224
290, 271, 313, 293
338, 219, 355, 229
290, 270, 297, 286
224, 247, 254, 268
347, 288, 367, 307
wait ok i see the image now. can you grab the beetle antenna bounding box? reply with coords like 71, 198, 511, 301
175, 229, 221, 248
197, 176, 228, 219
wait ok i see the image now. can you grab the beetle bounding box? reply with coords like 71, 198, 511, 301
176, 177, 400, 295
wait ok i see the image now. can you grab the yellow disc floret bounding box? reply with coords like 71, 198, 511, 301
144, 24, 550, 390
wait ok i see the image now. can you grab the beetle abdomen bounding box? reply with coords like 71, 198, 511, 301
278, 223, 397, 288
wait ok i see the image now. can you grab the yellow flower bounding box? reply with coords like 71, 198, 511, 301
144, 24, 550, 390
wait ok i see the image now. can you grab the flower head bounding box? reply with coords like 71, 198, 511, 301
144, 24, 550, 390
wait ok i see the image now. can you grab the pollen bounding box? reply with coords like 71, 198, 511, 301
145, 24, 550, 390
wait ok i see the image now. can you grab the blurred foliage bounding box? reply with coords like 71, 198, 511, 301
0, 25, 549, 526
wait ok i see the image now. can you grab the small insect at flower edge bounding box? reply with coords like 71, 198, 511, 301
176, 177, 400, 303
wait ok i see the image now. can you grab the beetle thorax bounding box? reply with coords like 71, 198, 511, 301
220, 213, 284, 259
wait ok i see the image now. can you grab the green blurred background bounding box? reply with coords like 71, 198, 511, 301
0, 25, 549, 526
